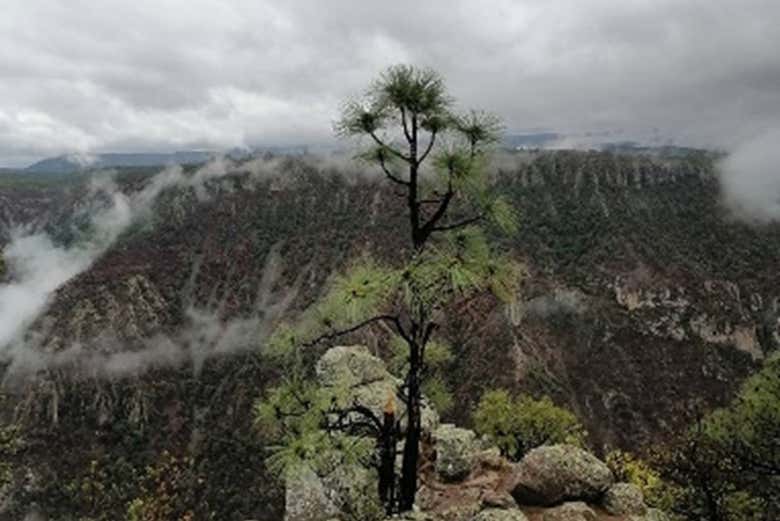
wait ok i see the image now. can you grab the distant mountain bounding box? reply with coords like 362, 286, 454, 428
18, 146, 322, 174
504, 132, 561, 148
1, 149, 777, 519
24, 151, 217, 174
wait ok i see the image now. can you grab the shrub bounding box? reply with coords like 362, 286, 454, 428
473, 389, 586, 460
606, 449, 677, 512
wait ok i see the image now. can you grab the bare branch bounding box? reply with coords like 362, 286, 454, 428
327, 403, 384, 435
378, 154, 410, 186
369, 131, 410, 163
418, 131, 437, 164
431, 214, 484, 232
302, 314, 408, 349
401, 107, 412, 144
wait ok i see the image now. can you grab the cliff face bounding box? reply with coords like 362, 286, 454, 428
0, 150, 778, 519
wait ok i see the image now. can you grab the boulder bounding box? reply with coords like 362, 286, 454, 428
471, 508, 529, 521
603, 482, 647, 516
541, 502, 597, 521
510, 445, 614, 506
284, 463, 383, 521
316, 345, 439, 432
433, 424, 478, 482
481, 490, 518, 510
387, 512, 440, 521
640, 509, 671, 521
284, 466, 341, 521
474, 447, 507, 471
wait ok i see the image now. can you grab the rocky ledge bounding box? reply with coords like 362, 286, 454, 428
285, 346, 670, 521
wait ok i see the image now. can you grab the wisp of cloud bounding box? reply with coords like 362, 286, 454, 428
719, 129, 780, 222
0, 159, 236, 360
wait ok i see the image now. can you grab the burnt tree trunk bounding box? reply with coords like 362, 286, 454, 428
398, 340, 422, 511
378, 400, 397, 513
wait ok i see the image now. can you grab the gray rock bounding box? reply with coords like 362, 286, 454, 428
541, 502, 597, 521
284, 466, 341, 521
284, 463, 383, 521
510, 445, 614, 506
316, 345, 439, 433
471, 508, 529, 521
433, 424, 478, 482
474, 447, 507, 471
603, 482, 647, 516
641, 509, 672, 521
481, 490, 518, 509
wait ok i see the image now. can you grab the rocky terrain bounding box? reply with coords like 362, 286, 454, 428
283, 344, 669, 521
0, 149, 778, 519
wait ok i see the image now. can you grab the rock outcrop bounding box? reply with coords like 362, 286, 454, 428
510, 445, 614, 506
287, 348, 667, 521
433, 424, 478, 482
471, 508, 529, 521
541, 502, 597, 521
284, 463, 383, 521
315, 345, 439, 433
603, 482, 646, 516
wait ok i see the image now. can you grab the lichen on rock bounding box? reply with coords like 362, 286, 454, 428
315, 345, 439, 433
433, 424, 478, 482
510, 444, 613, 506
471, 507, 529, 521
541, 501, 596, 521
603, 482, 647, 516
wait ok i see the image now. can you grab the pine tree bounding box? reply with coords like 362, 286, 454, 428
255, 64, 522, 514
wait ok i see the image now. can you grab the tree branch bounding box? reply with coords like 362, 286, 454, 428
401, 107, 412, 144
378, 154, 410, 186
301, 314, 413, 350
327, 403, 384, 435
431, 214, 484, 232
369, 131, 410, 163
302, 315, 401, 348
419, 131, 437, 164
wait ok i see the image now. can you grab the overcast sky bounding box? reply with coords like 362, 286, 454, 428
0, 0, 778, 166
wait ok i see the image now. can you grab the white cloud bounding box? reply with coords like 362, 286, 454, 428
719, 128, 780, 222
0, 0, 778, 165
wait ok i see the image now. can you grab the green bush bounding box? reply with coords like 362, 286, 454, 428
606, 449, 677, 512
472, 389, 586, 460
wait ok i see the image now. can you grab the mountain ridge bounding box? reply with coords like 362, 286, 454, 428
0, 149, 777, 519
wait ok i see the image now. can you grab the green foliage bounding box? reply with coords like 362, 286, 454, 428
265, 258, 400, 360
60, 454, 143, 521
254, 375, 375, 478
606, 450, 678, 512
654, 354, 780, 521
0, 422, 22, 489
259, 64, 522, 514
125, 450, 205, 521
654, 428, 762, 521
473, 389, 586, 460
668, 352, 780, 520
336, 65, 451, 137
703, 353, 780, 481
402, 227, 524, 309
389, 337, 454, 414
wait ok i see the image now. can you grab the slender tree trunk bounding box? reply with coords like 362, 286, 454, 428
399, 341, 422, 511
408, 114, 423, 250
378, 405, 397, 514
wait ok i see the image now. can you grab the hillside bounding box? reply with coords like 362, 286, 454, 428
0, 150, 778, 519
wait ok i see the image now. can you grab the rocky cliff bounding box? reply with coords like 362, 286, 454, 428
0, 150, 777, 519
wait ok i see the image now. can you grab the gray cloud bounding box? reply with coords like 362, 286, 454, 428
0, 0, 779, 166
719, 128, 780, 222
0, 158, 241, 356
